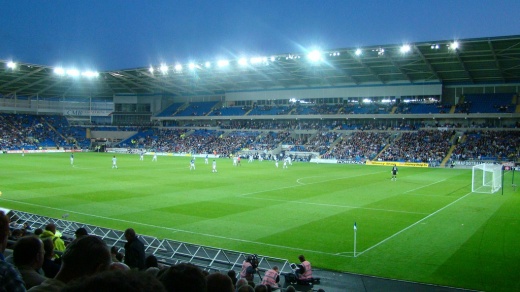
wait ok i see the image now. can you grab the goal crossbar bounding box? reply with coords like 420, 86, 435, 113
472, 163, 502, 194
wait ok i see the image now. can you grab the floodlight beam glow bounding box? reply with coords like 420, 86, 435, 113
400, 44, 411, 53
307, 50, 322, 62
7, 61, 16, 69
250, 57, 262, 64
450, 41, 459, 50
160, 64, 168, 74
66, 69, 80, 77
54, 67, 65, 75
217, 60, 229, 67
238, 58, 248, 66
81, 71, 99, 78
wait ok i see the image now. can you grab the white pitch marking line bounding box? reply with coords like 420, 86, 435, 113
355, 191, 473, 257
0, 198, 349, 258
295, 170, 387, 186
248, 197, 429, 215
404, 179, 447, 194
239, 170, 387, 198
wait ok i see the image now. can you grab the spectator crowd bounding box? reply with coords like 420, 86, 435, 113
1, 211, 319, 291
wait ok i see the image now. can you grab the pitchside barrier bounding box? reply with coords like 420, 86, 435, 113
7, 209, 293, 274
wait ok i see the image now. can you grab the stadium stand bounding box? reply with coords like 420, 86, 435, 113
463, 93, 515, 113
155, 102, 185, 117
209, 106, 248, 116
174, 101, 219, 116
1, 111, 519, 169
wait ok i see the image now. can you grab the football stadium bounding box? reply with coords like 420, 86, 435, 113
1, 35, 520, 292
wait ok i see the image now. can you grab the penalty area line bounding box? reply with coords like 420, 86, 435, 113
248, 197, 429, 215
295, 170, 387, 186
404, 179, 447, 194
355, 191, 473, 257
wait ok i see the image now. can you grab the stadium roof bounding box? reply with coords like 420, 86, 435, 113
1, 35, 520, 99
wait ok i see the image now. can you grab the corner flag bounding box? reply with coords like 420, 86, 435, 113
353, 222, 357, 257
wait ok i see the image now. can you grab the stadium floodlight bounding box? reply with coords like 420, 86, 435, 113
81, 71, 99, 78
160, 64, 168, 74
250, 57, 262, 64
217, 59, 229, 67
66, 69, 80, 77
238, 58, 248, 66
149, 66, 154, 74
205, 61, 211, 68
188, 63, 196, 70
307, 50, 322, 62
6, 61, 16, 69
448, 41, 459, 50
355, 49, 362, 56
270, 56, 275, 62
174, 64, 183, 72
400, 44, 411, 54
54, 67, 65, 76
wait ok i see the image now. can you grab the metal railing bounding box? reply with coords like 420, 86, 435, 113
8, 210, 293, 274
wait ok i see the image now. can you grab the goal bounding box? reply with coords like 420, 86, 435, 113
472, 163, 502, 194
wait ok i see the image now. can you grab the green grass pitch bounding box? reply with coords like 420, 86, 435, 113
1, 152, 519, 291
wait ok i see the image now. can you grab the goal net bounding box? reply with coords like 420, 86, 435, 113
472, 163, 502, 194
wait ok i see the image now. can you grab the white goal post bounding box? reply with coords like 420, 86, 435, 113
472, 163, 502, 194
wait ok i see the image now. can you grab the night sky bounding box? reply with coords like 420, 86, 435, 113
1, 0, 519, 71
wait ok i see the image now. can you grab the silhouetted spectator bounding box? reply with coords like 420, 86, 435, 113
144, 254, 158, 269
13, 236, 46, 289
237, 284, 254, 292
235, 278, 249, 290
157, 263, 206, 292
123, 228, 145, 270
74, 228, 88, 239
61, 270, 166, 292
28, 235, 111, 292
254, 284, 269, 292
227, 269, 238, 287
109, 262, 130, 271
110, 246, 120, 263
0, 210, 26, 291
41, 238, 60, 278
207, 272, 234, 292
34, 229, 43, 236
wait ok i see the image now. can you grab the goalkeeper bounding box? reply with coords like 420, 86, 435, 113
391, 164, 398, 181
